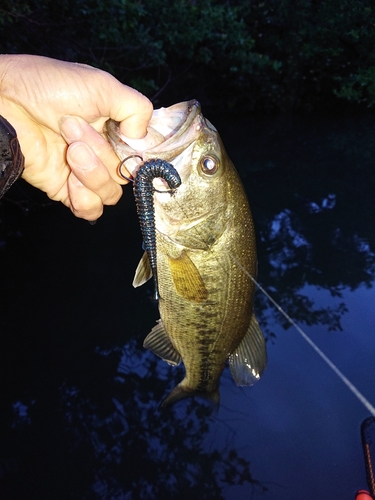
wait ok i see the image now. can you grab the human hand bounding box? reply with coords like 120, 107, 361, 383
0, 54, 153, 220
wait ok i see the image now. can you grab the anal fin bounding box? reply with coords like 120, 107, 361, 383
229, 314, 267, 386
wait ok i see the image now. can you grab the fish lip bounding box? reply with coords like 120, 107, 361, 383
145, 99, 201, 154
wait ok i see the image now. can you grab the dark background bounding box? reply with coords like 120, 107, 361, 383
1, 2, 375, 499
1, 0, 375, 114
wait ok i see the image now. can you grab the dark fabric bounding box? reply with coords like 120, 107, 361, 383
0, 115, 25, 198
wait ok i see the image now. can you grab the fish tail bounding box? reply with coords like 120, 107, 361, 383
159, 382, 220, 409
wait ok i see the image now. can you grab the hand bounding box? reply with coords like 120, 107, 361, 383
0, 54, 153, 220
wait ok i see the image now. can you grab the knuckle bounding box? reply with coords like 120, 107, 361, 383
104, 184, 123, 206
70, 188, 103, 220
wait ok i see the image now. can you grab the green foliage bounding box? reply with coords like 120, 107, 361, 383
334, 66, 375, 106
1, 0, 375, 111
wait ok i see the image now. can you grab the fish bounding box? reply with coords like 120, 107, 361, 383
105, 100, 267, 407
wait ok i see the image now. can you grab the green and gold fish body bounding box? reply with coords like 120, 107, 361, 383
106, 101, 267, 406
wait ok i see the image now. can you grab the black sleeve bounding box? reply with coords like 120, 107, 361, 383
0, 115, 25, 198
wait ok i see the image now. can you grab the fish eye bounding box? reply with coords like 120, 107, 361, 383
200, 155, 219, 175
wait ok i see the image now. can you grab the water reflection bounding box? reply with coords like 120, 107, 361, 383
0, 113, 374, 498
2, 338, 264, 499
216, 113, 375, 338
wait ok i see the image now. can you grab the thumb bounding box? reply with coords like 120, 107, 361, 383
108, 81, 153, 139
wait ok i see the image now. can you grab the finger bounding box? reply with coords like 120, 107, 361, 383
67, 172, 104, 220
118, 99, 153, 139
67, 142, 123, 206
60, 115, 127, 185
108, 84, 153, 139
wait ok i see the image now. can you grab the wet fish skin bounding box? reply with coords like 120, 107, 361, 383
153, 127, 265, 407
106, 100, 267, 407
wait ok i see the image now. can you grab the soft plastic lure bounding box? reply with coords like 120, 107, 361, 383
133, 158, 181, 299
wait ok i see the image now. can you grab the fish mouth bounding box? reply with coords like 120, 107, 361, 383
105, 100, 204, 178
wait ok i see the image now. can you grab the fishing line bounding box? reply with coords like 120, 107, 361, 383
132, 157, 375, 417
229, 253, 375, 418
164, 187, 375, 417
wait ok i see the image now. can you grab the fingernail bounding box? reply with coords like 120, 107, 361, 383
68, 142, 95, 170
60, 116, 83, 142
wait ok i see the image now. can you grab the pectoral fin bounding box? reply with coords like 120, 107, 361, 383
143, 320, 182, 366
229, 314, 267, 386
169, 250, 208, 303
132, 251, 153, 288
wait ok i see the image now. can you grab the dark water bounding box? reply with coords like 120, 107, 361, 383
0, 112, 374, 499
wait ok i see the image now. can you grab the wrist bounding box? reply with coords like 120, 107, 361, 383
0, 56, 26, 196
0, 114, 25, 197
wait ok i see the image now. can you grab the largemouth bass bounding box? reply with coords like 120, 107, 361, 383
105, 100, 267, 407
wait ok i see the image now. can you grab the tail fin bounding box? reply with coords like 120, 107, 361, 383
159, 383, 220, 409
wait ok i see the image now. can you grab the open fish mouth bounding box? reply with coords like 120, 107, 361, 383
105, 100, 209, 179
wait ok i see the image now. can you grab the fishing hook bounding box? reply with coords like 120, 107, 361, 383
117, 154, 143, 182
118, 154, 179, 195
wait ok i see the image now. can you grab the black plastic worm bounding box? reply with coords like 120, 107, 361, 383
133, 159, 181, 300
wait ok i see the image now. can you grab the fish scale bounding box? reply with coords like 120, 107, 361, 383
157, 240, 227, 393
154, 163, 257, 404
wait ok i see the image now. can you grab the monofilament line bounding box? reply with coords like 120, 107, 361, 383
229, 253, 375, 418
162, 185, 375, 416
